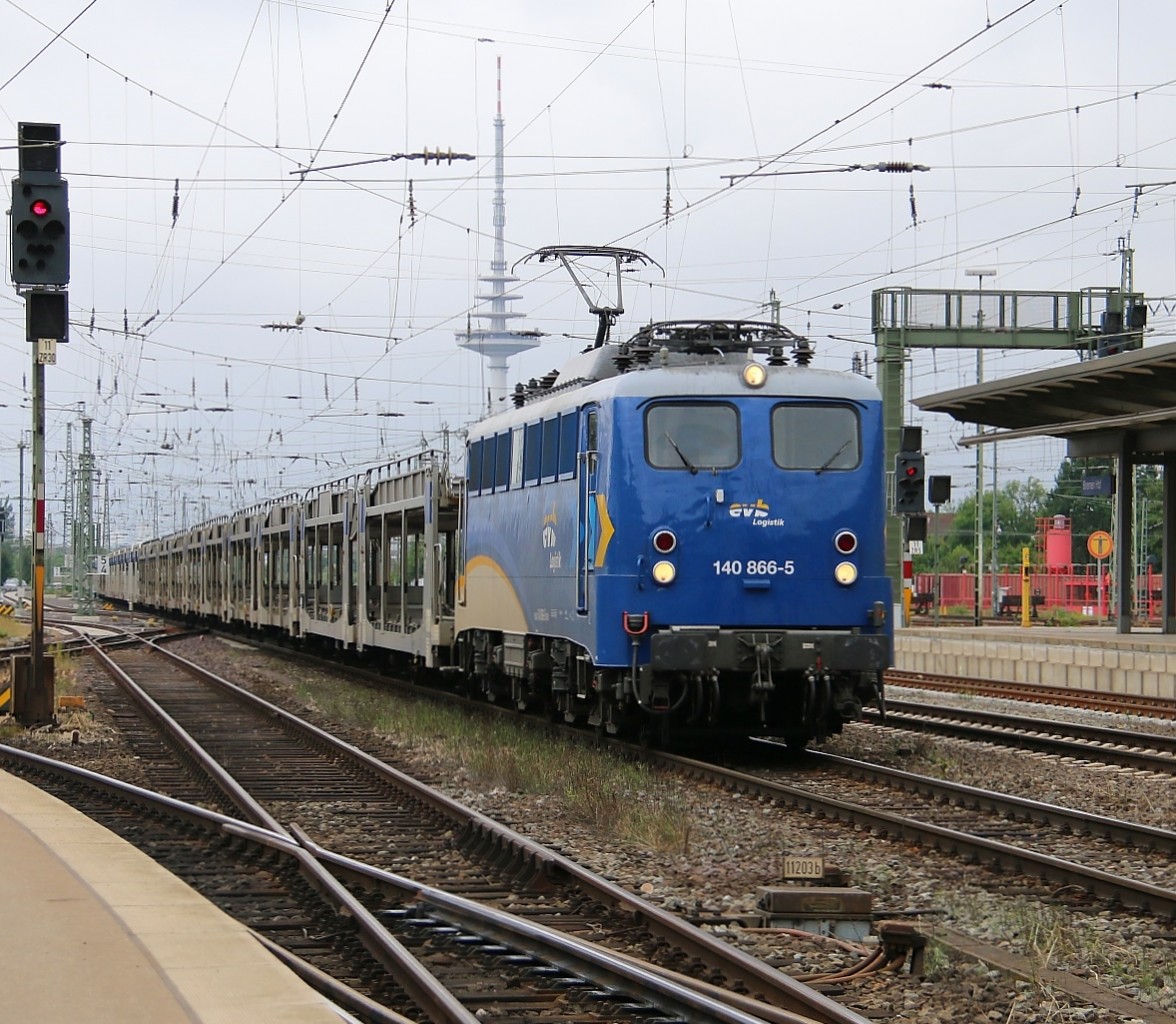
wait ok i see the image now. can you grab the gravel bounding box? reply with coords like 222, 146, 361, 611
12, 636, 1175, 1024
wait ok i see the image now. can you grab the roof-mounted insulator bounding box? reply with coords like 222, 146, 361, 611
632, 335, 654, 366
792, 339, 814, 367
613, 343, 633, 374
768, 347, 788, 367
512, 382, 526, 408
540, 368, 560, 390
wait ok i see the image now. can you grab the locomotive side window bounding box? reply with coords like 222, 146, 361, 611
510, 425, 525, 489
494, 430, 512, 490
771, 404, 860, 471
480, 435, 497, 492
645, 403, 739, 470
468, 439, 483, 493
558, 411, 578, 479
541, 417, 560, 481
524, 422, 542, 484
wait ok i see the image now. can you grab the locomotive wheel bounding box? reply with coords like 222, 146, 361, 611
638, 714, 670, 749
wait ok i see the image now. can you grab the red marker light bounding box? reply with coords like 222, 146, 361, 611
31, 198, 51, 217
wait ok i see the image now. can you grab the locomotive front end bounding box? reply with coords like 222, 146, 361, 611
595, 337, 892, 747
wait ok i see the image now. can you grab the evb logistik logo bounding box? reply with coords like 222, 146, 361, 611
728, 499, 784, 527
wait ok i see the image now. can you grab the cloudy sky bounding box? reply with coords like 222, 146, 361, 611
3, 0, 1174, 543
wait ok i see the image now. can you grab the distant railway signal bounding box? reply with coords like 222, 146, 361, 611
26, 289, 68, 343
928, 474, 951, 506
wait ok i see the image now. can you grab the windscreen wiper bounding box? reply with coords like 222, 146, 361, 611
664, 432, 698, 474
814, 439, 851, 475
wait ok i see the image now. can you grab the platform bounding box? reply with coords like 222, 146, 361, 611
895, 625, 1176, 699
0, 769, 348, 1023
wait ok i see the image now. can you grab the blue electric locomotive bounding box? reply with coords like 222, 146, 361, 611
101, 246, 891, 750
457, 313, 891, 747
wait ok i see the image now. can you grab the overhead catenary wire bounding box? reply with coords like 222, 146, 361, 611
6, 1, 1176, 539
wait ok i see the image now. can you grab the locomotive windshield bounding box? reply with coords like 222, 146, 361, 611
645, 403, 739, 471
772, 403, 860, 471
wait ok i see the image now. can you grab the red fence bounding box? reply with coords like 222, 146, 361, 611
913, 565, 1165, 620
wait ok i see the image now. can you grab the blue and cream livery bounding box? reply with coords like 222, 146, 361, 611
457, 319, 891, 746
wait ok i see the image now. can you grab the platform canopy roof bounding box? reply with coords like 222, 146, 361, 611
913, 340, 1176, 458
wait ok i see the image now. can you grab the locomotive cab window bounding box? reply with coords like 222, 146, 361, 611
645, 403, 739, 471
771, 403, 860, 471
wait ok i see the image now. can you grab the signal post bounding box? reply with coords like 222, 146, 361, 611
894, 426, 927, 625
9, 122, 69, 726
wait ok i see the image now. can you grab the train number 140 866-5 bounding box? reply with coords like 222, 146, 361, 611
713, 559, 795, 576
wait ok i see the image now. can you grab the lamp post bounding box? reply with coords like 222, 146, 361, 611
966, 268, 996, 625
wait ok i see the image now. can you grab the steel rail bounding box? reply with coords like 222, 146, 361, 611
864, 701, 1176, 772
647, 749, 1176, 918
796, 748, 1176, 854
886, 669, 1176, 720
82, 634, 481, 1024
289, 825, 829, 1024
137, 634, 871, 1024
2, 740, 844, 1024
0, 743, 456, 1024
251, 934, 419, 1024
883, 698, 1176, 755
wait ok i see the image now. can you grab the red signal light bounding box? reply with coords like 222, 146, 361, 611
904, 465, 917, 477
31, 198, 52, 216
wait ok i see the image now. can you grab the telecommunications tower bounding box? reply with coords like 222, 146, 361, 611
456, 58, 541, 408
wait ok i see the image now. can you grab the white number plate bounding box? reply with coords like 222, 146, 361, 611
782, 855, 825, 879
713, 559, 795, 576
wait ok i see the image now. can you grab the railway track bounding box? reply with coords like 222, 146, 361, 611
0, 743, 416, 1024
77, 630, 868, 1024
886, 669, 1176, 720
177, 628, 1176, 911
61, 622, 1176, 1020
637, 743, 1176, 919
863, 698, 1176, 774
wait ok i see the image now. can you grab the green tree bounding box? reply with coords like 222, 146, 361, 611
913, 478, 1050, 575
1041, 458, 1162, 568
1040, 458, 1113, 563
913, 458, 1163, 577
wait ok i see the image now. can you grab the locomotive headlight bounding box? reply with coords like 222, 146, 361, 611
652, 560, 677, 585
741, 361, 767, 388
834, 561, 858, 585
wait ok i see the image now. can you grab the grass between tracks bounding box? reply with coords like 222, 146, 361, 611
939, 891, 1174, 998
0, 617, 29, 642
290, 679, 694, 855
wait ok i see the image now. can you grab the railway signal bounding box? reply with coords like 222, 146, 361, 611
10, 122, 69, 289
9, 121, 65, 728
895, 451, 925, 514
10, 178, 69, 287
